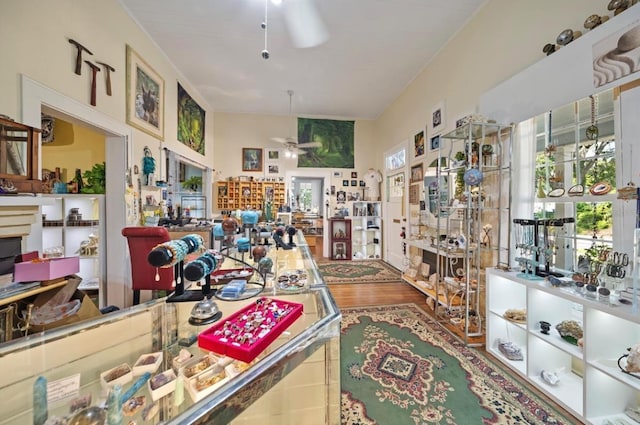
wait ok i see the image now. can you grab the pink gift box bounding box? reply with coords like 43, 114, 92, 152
14, 256, 80, 282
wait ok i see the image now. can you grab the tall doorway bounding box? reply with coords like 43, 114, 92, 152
22, 76, 131, 307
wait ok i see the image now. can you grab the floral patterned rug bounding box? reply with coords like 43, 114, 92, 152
317, 260, 401, 284
341, 304, 573, 425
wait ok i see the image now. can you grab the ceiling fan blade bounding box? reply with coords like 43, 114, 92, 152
270, 137, 289, 144
283, 0, 329, 48
298, 141, 321, 149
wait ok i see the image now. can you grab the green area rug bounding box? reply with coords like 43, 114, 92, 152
318, 260, 401, 284
341, 304, 572, 425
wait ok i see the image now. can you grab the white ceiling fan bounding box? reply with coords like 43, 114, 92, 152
261, 0, 329, 60
271, 90, 321, 158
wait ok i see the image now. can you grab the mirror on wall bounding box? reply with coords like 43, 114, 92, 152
164, 150, 209, 220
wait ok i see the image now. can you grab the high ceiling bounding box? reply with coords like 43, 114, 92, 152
119, 0, 486, 119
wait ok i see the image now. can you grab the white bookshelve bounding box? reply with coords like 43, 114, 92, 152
486, 267, 640, 423
41, 194, 105, 305
351, 201, 382, 260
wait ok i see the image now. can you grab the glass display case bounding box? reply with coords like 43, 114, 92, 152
181, 195, 207, 219
0, 237, 340, 425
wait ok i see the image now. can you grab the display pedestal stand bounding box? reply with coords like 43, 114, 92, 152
166, 261, 206, 303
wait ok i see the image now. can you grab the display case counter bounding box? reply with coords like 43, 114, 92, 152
0, 241, 340, 425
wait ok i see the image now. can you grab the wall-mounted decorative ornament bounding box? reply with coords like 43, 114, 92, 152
96, 61, 115, 96
68, 39, 93, 75
142, 146, 156, 186
41, 114, 55, 144
586, 95, 599, 140
84, 60, 100, 106
556, 29, 582, 46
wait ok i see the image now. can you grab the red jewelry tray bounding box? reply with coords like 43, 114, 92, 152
198, 297, 304, 363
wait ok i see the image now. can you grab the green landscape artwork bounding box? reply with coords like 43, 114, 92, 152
177, 83, 205, 154
297, 118, 354, 168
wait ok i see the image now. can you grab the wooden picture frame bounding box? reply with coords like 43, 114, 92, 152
126, 45, 165, 140
242, 148, 263, 172
410, 163, 423, 183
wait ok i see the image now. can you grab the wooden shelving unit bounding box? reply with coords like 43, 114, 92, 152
215, 180, 286, 211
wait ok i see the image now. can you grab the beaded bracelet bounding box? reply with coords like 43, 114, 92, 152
182, 234, 205, 254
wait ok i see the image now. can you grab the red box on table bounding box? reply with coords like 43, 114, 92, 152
198, 297, 304, 363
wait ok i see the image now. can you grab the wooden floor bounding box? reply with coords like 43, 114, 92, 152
327, 278, 581, 424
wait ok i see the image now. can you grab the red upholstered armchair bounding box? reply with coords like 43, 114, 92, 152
122, 227, 175, 305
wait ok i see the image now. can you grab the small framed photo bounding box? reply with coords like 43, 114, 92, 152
414, 130, 425, 159
330, 185, 336, 195
431, 100, 445, 134
267, 164, 279, 174
409, 183, 420, 204
342, 180, 349, 187
430, 135, 441, 151
351, 171, 358, 178
410, 163, 423, 183
267, 149, 280, 160
351, 180, 358, 186
359, 180, 365, 187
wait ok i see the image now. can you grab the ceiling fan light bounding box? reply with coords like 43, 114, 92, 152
270, 0, 282, 5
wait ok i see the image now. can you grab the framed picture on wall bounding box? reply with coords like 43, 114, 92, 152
242, 148, 263, 172
431, 100, 446, 134
342, 180, 349, 186
410, 163, 423, 183
414, 129, 425, 159
126, 45, 165, 140
267, 149, 280, 160
351, 180, 357, 186
409, 183, 420, 204
430, 134, 441, 151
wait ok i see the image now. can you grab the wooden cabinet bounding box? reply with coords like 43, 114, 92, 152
0, 116, 42, 193
215, 180, 286, 212
329, 218, 351, 260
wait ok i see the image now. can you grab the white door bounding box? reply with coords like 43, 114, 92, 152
384, 172, 406, 270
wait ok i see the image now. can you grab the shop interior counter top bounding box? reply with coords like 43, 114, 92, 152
0, 243, 340, 425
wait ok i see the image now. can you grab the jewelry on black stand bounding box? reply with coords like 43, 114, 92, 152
147, 234, 205, 303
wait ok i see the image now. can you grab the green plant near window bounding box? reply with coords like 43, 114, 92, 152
80, 162, 106, 194
182, 175, 202, 191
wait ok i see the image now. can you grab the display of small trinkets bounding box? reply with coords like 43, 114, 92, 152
277, 269, 308, 291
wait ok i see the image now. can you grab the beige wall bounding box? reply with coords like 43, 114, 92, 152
374, 0, 605, 167
0, 0, 613, 192
212, 112, 377, 179
0, 0, 214, 177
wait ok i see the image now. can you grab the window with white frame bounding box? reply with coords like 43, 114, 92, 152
531, 89, 616, 273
